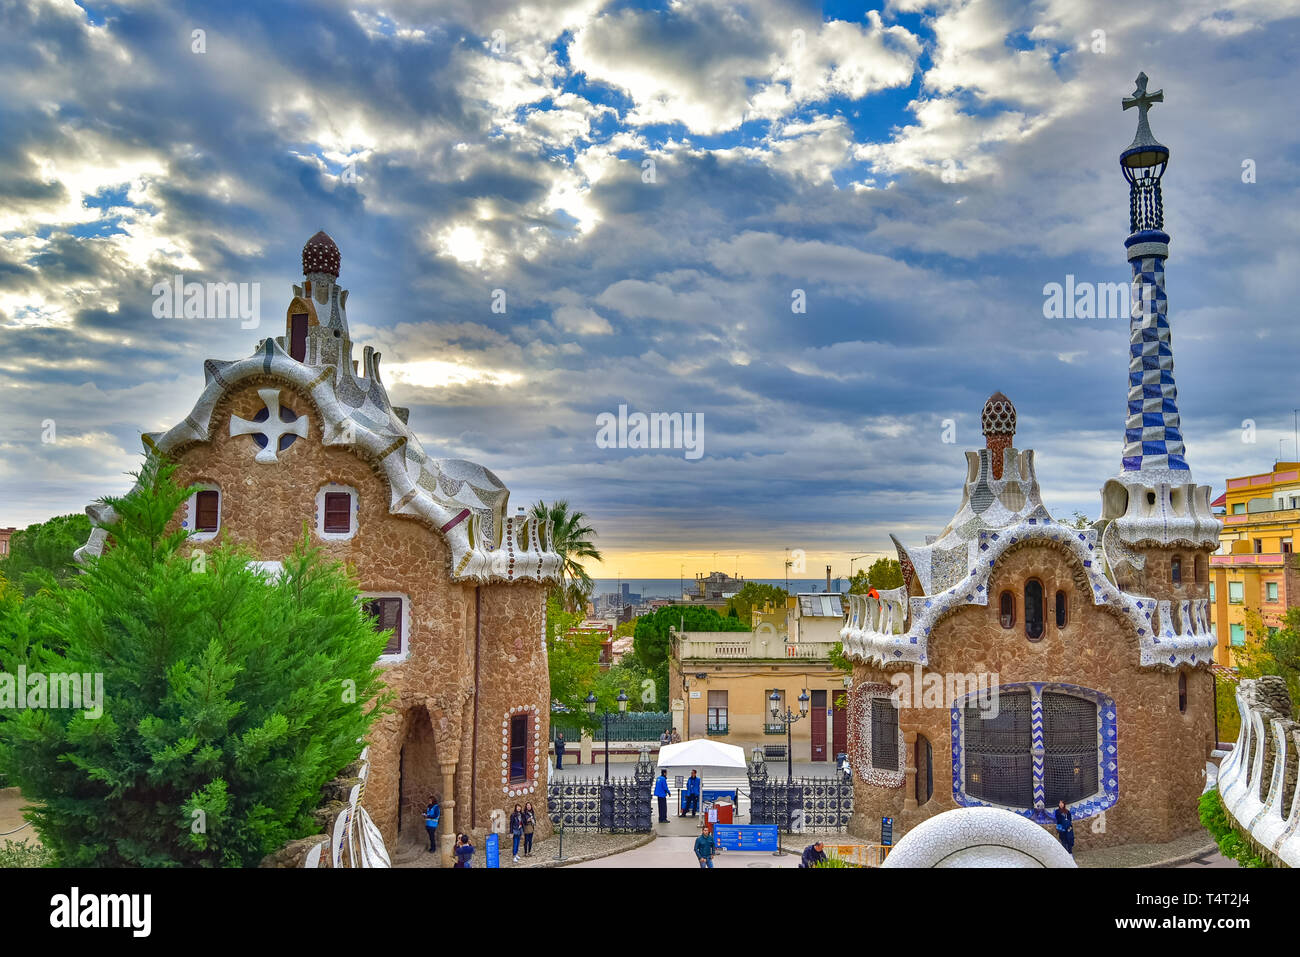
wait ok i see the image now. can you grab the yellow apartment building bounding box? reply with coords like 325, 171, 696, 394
667, 592, 851, 764
1209, 461, 1300, 666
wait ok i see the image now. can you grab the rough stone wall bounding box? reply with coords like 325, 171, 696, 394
1116, 546, 1211, 605
467, 580, 553, 845
850, 543, 1215, 850
171, 380, 549, 860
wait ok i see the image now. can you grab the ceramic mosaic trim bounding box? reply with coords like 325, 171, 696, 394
1216, 681, 1300, 867
950, 682, 1117, 826
74, 250, 563, 586
846, 683, 905, 789
501, 704, 542, 797
841, 520, 1216, 671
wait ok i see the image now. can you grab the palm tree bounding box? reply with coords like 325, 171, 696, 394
531, 501, 602, 612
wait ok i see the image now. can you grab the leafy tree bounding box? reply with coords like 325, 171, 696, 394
0, 459, 390, 867
1069, 511, 1093, 530
725, 582, 787, 623
531, 501, 602, 613
545, 590, 602, 731
633, 605, 748, 676
0, 513, 92, 597
848, 558, 903, 594
1237, 607, 1300, 716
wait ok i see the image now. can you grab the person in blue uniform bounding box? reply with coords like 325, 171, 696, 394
682, 770, 702, 817
654, 769, 670, 822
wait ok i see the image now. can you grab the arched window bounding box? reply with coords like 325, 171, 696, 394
1178, 672, 1187, 713
956, 683, 1114, 815
1171, 555, 1182, 585
1024, 580, 1045, 641
999, 591, 1015, 629
1055, 590, 1068, 629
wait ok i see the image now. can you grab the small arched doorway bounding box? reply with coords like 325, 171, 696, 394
397, 707, 442, 850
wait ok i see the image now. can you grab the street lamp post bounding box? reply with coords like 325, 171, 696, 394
769, 689, 810, 783
585, 689, 629, 784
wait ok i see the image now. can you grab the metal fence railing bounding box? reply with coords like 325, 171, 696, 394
747, 775, 854, 833
546, 776, 653, 833
550, 711, 672, 744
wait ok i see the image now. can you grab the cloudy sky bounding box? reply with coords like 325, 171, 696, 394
1, 0, 1298, 579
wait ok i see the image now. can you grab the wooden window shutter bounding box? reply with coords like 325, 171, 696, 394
195, 490, 219, 531
323, 492, 352, 533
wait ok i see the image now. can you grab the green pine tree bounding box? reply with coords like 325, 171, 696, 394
0, 458, 391, 866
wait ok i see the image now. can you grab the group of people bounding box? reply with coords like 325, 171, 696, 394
424, 794, 538, 867
658, 728, 681, 746
424, 795, 479, 867
509, 803, 538, 862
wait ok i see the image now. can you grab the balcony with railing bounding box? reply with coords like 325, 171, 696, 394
674, 631, 838, 662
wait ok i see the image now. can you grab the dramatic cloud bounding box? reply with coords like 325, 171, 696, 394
1, 0, 1297, 580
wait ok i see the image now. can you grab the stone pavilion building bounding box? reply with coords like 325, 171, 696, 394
839, 75, 1221, 850
77, 232, 563, 864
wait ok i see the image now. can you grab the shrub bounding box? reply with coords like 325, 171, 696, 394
1198, 788, 1273, 868
0, 459, 391, 867
0, 838, 56, 868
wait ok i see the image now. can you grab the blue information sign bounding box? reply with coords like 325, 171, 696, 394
881, 816, 893, 846
712, 824, 779, 852
486, 832, 500, 868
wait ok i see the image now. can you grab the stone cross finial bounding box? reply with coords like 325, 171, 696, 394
1122, 72, 1163, 120
230, 387, 309, 463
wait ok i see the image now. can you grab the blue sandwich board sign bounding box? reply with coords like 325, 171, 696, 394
713, 825, 779, 852
486, 832, 500, 868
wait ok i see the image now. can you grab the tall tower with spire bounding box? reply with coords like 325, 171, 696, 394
1100, 74, 1220, 598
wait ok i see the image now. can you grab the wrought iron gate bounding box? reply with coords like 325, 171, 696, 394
547, 777, 652, 832
747, 775, 853, 832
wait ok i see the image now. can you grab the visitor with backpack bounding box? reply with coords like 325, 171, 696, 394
694, 825, 717, 869
454, 833, 475, 868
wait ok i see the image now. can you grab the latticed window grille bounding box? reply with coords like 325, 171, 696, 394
964, 690, 1033, 808
1042, 692, 1098, 805
870, 698, 899, 771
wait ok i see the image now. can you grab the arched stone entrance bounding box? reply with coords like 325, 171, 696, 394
397, 706, 442, 851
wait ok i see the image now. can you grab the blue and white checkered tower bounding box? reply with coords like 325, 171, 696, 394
1100, 73, 1220, 588
1119, 72, 1187, 481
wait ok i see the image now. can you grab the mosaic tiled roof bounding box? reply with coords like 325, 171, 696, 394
76, 237, 562, 585
892, 442, 1051, 596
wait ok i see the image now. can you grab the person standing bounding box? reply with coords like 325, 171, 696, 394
799, 841, 828, 868
555, 732, 566, 770
424, 795, 441, 854
683, 770, 701, 817
522, 802, 537, 857
1054, 800, 1075, 855
510, 803, 525, 863
694, 825, 717, 869
454, 833, 475, 868
654, 769, 670, 823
